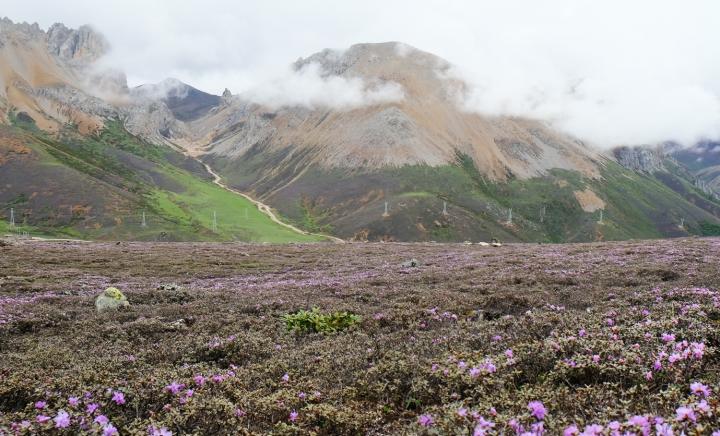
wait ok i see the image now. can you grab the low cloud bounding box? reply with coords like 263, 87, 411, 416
241, 62, 404, 110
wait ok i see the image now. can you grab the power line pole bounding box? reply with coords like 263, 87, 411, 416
382, 202, 389, 217
598, 209, 603, 224
442, 201, 448, 216
540, 205, 546, 223
141, 210, 147, 228
212, 211, 218, 232
507, 208, 512, 225
680, 217, 685, 229
9, 208, 15, 228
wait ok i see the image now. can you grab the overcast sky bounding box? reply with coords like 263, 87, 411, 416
4, 0, 720, 147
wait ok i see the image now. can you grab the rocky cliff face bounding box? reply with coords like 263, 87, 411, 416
613, 146, 665, 172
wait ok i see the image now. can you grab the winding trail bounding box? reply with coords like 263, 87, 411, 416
190, 154, 344, 243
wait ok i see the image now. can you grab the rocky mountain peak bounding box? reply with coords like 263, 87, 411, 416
46, 22, 108, 62
613, 146, 665, 172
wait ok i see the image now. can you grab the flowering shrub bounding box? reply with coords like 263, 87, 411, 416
1, 238, 720, 434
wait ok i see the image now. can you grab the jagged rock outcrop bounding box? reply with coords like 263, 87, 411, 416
613, 146, 665, 172
46, 23, 108, 63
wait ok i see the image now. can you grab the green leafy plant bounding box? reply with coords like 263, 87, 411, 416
283, 307, 361, 334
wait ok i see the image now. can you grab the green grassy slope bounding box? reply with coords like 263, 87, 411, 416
210, 148, 720, 242
0, 119, 324, 242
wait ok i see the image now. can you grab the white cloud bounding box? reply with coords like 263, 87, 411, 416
242, 62, 404, 110
4, 0, 720, 147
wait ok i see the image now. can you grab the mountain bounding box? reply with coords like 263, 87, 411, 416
0, 18, 324, 242
188, 43, 720, 241
1, 18, 720, 242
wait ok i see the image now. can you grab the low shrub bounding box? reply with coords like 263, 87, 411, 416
283, 308, 361, 334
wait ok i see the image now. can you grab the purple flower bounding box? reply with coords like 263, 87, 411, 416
592, 355, 600, 363
469, 367, 481, 378
165, 382, 184, 395
418, 414, 433, 427
103, 424, 118, 436
505, 349, 514, 359
690, 342, 705, 359
691, 382, 711, 398
457, 407, 468, 417
86, 403, 99, 414
235, 408, 246, 417
298, 391, 306, 400
645, 371, 653, 380
655, 423, 673, 436
35, 401, 47, 410
281, 373, 290, 383
54, 410, 71, 429
289, 410, 298, 422
605, 318, 615, 326
68, 396, 79, 407
581, 424, 604, 435
94, 415, 109, 426
696, 399, 711, 415
676, 406, 696, 422
563, 425, 580, 436
662, 333, 676, 343
627, 415, 649, 429
149, 426, 173, 436
36, 415, 51, 424
528, 401, 546, 420
193, 375, 206, 386
111, 391, 125, 405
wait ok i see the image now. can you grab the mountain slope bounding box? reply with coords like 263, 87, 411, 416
0, 19, 324, 242
193, 43, 720, 241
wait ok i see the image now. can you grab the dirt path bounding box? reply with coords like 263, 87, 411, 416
187, 151, 344, 243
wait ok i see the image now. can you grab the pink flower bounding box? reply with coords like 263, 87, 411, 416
528, 401, 546, 420
193, 375, 206, 386
289, 410, 299, 422
676, 406, 696, 422
563, 424, 579, 436
95, 415, 109, 426
418, 414, 433, 427
469, 367, 481, 378
592, 355, 600, 363
605, 318, 615, 326
235, 408, 246, 417
103, 424, 119, 436
505, 349, 514, 359
68, 396, 79, 407
457, 407, 468, 417
54, 410, 71, 429
578, 329, 587, 338
36, 415, 51, 424
645, 371, 653, 381
111, 391, 125, 405
35, 401, 47, 410
655, 423, 673, 436
690, 382, 711, 398
690, 342, 705, 359
86, 403, 99, 414
582, 424, 604, 435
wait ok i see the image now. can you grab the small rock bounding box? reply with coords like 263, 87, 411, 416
477, 242, 490, 246
96, 287, 129, 312
401, 258, 420, 268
